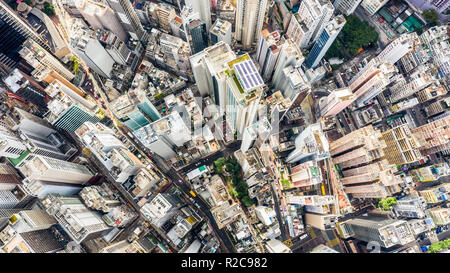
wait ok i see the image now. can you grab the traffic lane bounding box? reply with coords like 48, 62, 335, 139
176, 184, 235, 253
166, 169, 235, 253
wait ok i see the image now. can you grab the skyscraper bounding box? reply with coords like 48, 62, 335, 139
187, 19, 209, 54
189, 41, 236, 103
19, 39, 75, 82
224, 54, 264, 134
410, 115, 450, 156
286, 0, 334, 49
235, 0, 268, 50
318, 87, 355, 117
271, 39, 305, 91
0, 122, 28, 159
19, 155, 95, 184
185, 0, 211, 30
347, 58, 397, 106
381, 125, 424, 166
106, 0, 147, 42
44, 86, 100, 133
305, 15, 346, 69
330, 126, 403, 199
0, 0, 50, 68
75, 0, 128, 41
209, 19, 232, 46
40, 194, 111, 244
256, 29, 282, 81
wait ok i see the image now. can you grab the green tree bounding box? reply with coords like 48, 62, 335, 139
422, 9, 439, 23
41, 2, 55, 16
214, 157, 226, 174
378, 197, 397, 211
241, 196, 254, 207
71, 56, 80, 75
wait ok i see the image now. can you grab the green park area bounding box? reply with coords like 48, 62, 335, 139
325, 15, 379, 60
214, 157, 254, 207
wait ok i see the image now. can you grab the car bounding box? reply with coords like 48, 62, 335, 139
100, 100, 105, 104
95, 96, 99, 99
178, 179, 183, 184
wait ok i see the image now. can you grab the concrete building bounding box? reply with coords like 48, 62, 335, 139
106, 0, 147, 42
19, 39, 75, 82
278, 65, 311, 101
341, 216, 415, 248
304, 213, 338, 230
209, 19, 232, 46
189, 41, 236, 103
265, 238, 292, 253
377, 32, 418, 65
133, 112, 192, 160
70, 19, 115, 78
235, 0, 268, 50
428, 206, 449, 226
420, 25, 450, 77
75, 0, 128, 41
333, 0, 362, 15
41, 194, 111, 244
411, 115, 450, 156
319, 87, 355, 117
150, 2, 177, 32
286, 123, 329, 163
418, 183, 449, 204
256, 29, 282, 81
389, 72, 434, 103
140, 193, 180, 227
311, 244, 339, 253
2, 69, 49, 110
288, 160, 323, 188
97, 29, 132, 66
330, 126, 403, 199
393, 196, 427, 219
286, 0, 334, 49
381, 125, 424, 165
361, 0, 389, 15
185, 0, 211, 30
0, 0, 51, 68
19, 155, 94, 184
187, 19, 209, 54
271, 39, 305, 91
0, 122, 28, 159
224, 54, 264, 134
305, 15, 346, 69
347, 58, 397, 107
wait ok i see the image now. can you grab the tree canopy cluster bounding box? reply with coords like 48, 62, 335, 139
325, 15, 379, 60
214, 157, 254, 207
377, 197, 397, 211
428, 239, 450, 253
422, 9, 439, 23
41, 2, 55, 17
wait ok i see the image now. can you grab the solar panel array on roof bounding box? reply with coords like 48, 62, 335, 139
234, 60, 264, 92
